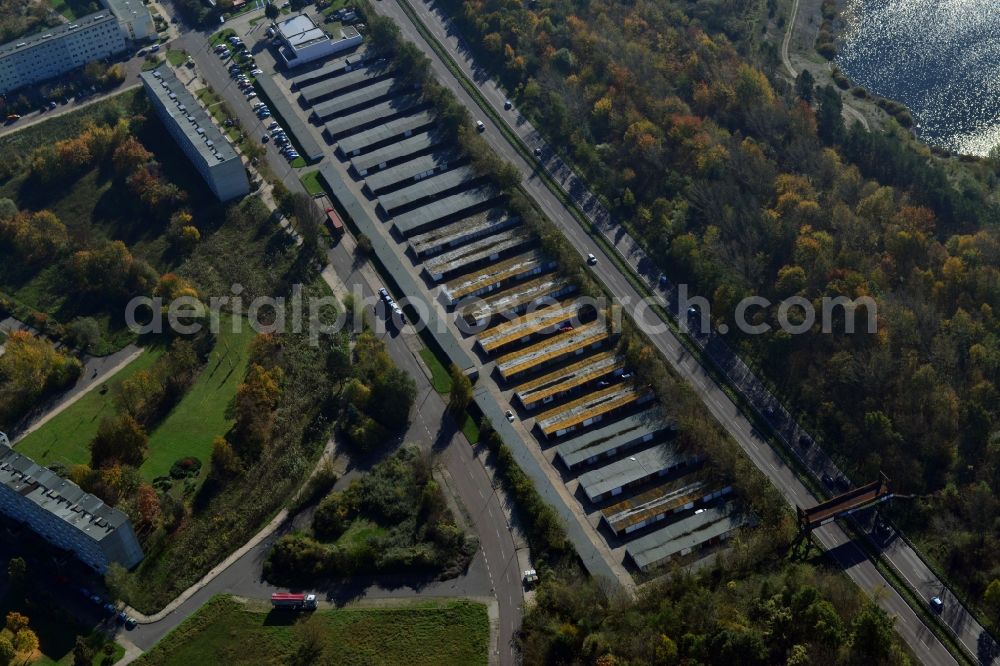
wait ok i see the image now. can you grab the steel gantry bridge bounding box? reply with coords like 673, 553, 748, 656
797, 472, 893, 531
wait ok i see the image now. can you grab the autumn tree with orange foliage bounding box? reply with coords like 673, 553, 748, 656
0, 209, 67, 263
0, 331, 81, 427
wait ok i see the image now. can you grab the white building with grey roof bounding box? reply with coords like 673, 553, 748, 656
0, 0, 154, 94
275, 15, 362, 68
141, 68, 249, 202
0, 12, 125, 94
0, 445, 143, 573
103, 0, 155, 41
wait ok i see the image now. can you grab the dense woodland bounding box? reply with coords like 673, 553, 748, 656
431, 0, 1000, 614
522, 562, 911, 666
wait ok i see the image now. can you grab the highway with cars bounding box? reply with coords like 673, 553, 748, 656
369, 0, 1000, 663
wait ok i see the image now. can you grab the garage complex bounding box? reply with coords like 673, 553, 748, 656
282, 33, 748, 573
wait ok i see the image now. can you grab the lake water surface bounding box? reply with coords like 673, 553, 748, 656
837, 0, 1000, 155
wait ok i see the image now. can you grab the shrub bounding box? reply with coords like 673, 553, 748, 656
169, 457, 203, 480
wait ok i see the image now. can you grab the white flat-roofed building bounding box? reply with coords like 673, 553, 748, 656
0, 12, 126, 94
276, 15, 361, 68
104, 0, 155, 40
141, 68, 249, 202
0, 445, 143, 573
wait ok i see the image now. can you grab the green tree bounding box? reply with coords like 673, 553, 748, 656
0, 635, 14, 666
355, 233, 373, 257
68, 317, 102, 353
4, 612, 27, 634
72, 636, 93, 666
368, 367, 416, 430
984, 578, 1000, 624
105, 563, 133, 603
816, 84, 844, 144
795, 69, 815, 103
210, 436, 243, 479
5, 557, 25, 583
90, 413, 148, 468
448, 364, 473, 416
13, 628, 38, 655
264, 2, 279, 20
849, 603, 895, 663
0, 198, 16, 221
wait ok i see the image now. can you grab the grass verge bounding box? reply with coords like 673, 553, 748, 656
135, 595, 488, 666
460, 413, 480, 444
418, 347, 452, 394
166, 50, 187, 66
299, 170, 325, 197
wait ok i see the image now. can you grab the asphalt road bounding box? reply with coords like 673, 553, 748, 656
126, 14, 523, 664
372, 1, 986, 663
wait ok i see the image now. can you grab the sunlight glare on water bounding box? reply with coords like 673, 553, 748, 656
837, 0, 1000, 155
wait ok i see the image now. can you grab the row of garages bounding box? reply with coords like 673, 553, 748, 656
293, 43, 747, 573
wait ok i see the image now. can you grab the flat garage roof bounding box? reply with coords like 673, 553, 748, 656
256, 74, 324, 162
318, 163, 476, 376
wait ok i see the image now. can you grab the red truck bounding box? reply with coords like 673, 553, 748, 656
325, 208, 344, 236
270, 592, 317, 610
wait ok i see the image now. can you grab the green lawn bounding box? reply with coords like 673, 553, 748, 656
46, 0, 100, 20
142, 56, 164, 71
209, 29, 237, 49
166, 49, 187, 66
300, 170, 325, 197
141, 316, 256, 480
290, 157, 307, 169
16, 317, 255, 478
16, 348, 165, 468
336, 518, 389, 549
418, 348, 452, 394
461, 413, 480, 444
136, 595, 488, 666
195, 88, 240, 142
320, 0, 350, 16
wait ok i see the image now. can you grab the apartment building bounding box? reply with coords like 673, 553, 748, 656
140, 68, 250, 202
0, 445, 144, 573
0, 12, 126, 94
104, 0, 155, 41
